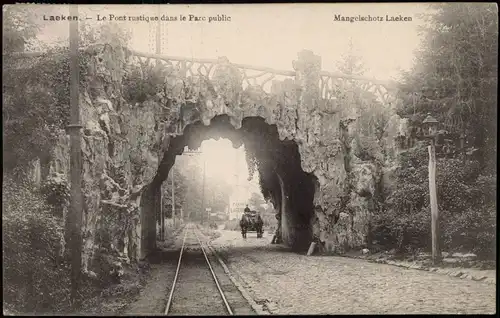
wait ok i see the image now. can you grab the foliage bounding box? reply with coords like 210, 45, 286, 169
162, 156, 231, 221
2, 5, 42, 54
3, 14, 131, 172
205, 177, 231, 212
2, 176, 71, 313
372, 145, 496, 258
122, 61, 171, 105
351, 135, 384, 163
162, 167, 188, 218
355, 97, 392, 141
335, 38, 390, 164
176, 160, 204, 220
245, 148, 259, 181
3, 42, 94, 171
336, 37, 366, 76
40, 176, 71, 218
398, 3, 498, 170
441, 174, 496, 258
374, 3, 497, 259
248, 192, 266, 210
79, 21, 132, 48
3, 49, 73, 170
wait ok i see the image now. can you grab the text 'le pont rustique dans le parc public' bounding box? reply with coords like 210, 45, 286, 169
44, 14, 232, 23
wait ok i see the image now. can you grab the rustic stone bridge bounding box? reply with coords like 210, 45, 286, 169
19, 44, 409, 273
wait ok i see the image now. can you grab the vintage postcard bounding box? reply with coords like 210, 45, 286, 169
3, 3, 497, 316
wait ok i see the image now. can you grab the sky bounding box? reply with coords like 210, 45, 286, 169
28, 3, 429, 81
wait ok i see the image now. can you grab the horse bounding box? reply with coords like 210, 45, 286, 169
239, 214, 249, 239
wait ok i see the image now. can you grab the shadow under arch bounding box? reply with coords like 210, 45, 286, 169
140, 114, 319, 258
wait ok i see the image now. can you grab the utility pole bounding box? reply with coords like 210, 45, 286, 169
172, 164, 175, 227
159, 188, 163, 241
67, 4, 83, 308
201, 158, 206, 224
156, 4, 164, 240
227, 189, 231, 220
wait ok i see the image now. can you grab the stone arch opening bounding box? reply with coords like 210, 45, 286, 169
140, 114, 318, 257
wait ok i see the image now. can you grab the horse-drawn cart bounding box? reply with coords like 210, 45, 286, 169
239, 210, 264, 238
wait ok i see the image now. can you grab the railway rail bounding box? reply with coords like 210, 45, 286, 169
164, 223, 234, 316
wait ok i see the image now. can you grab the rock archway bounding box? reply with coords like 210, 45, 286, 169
21, 43, 408, 271
140, 114, 318, 254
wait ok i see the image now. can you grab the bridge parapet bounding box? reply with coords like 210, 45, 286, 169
128, 49, 399, 107
128, 50, 296, 94
319, 71, 398, 106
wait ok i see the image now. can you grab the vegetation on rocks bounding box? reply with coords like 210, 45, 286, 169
40, 175, 71, 218
122, 58, 171, 106
2, 173, 76, 314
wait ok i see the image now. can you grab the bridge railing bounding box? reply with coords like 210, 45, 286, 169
128, 49, 296, 93
129, 49, 399, 105
319, 71, 398, 105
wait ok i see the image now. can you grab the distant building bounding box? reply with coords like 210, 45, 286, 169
229, 202, 246, 220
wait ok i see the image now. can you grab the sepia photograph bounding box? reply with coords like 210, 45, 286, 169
2, 3, 497, 315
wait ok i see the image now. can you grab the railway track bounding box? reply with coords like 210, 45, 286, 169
164, 223, 235, 316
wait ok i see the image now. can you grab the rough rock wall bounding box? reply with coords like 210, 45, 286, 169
315, 107, 409, 253
43, 45, 173, 274
40, 44, 408, 264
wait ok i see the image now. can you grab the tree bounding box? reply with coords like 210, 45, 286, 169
2, 5, 69, 54
205, 176, 231, 213
336, 37, 366, 76
335, 38, 390, 143
374, 4, 498, 258
172, 154, 233, 221
398, 3, 498, 170
79, 21, 132, 48
3, 5, 41, 54
162, 168, 187, 219
175, 157, 204, 220
248, 192, 266, 211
